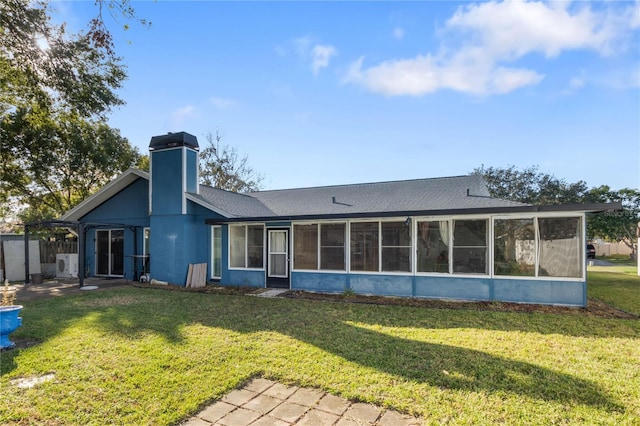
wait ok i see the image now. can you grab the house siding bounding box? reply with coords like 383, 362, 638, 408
291, 272, 348, 293
79, 178, 149, 279
288, 272, 586, 306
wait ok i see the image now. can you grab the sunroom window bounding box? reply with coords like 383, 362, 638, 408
493, 216, 582, 278
229, 224, 264, 269
416, 220, 450, 273
381, 221, 411, 272
494, 219, 535, 276
453, 219, 488, 274
293, 223, 345, 271
538, 217, 582, 278
350, 222, 379, 272
320, 223, 346, 270
293, 224, 318, 270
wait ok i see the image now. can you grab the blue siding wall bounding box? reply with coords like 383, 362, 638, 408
226, 270, 265, 287
414, 276, 491, 301
80, 178, 149, 279
186, 149, 198, 193
290, 272, 586, 306
351, 274, 414, 297
148, 145, 211, 285
493, 279, 586, 306
291, 272, 347, 293
151, 148, 183, 215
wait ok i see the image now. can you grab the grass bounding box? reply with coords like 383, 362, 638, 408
588, 256, 640, 315
0, 271, 638, 425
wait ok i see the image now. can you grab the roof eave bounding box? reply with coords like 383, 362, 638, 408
204, 202, 622, 224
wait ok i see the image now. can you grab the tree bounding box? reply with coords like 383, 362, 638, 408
1, 0, 146, 225
586, 186, 639, 259
472, 165, 639, 260
2, 111, 141, 223
472, 165, 589, 205
0, 0, 128, 118
199, 131, 264, 192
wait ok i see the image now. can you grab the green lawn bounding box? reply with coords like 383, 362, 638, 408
588, 256, 640, 315
1, 275, 639, 425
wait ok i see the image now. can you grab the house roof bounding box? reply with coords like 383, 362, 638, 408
59, 168, 620, 225
200, 175, 546, 223
193, 186, 277, 217
247, 175, 523, 217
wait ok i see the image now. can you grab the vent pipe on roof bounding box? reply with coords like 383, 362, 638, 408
331, 196, 352, 207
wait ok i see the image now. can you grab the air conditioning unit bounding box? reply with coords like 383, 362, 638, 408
56, 254, 78, 278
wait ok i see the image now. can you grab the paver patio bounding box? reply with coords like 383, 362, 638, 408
182, 378, 422, 425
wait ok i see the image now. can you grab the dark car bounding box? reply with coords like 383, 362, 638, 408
586, 244, 596, 259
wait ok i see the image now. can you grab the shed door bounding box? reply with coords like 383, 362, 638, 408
267, 229, 289, 288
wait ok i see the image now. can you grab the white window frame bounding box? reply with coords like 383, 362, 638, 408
287, 212, 585, 282
292, 221, 347, 273
489, 213, 585, 281
414, 218, 452, 275
211, 225, 222, 279
228, 223, 265, 271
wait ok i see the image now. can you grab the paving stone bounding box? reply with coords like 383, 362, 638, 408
244, 378, 275, 393
248, 415, 290, 426
316, 393, 350, 415
221, 388, 257, 406
242, 393, 281, 414
217, 407, 261, 426
181, 418, 211, 426
269, 401, 309, 423
198, 401, 235, 423
288, 387, 325, 406
334, 418, 363, 426
297, 408, 340, 425
378, 409, 422, 425
263, 382, 299, 400
344, 403, 381, 424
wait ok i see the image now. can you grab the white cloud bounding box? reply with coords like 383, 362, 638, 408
209, 97, 236, 110
170, 105, 198, 128
392, 27, 405, 40
311, 44, 337, 75
343, 0, 639, 96
343, 53, 543, 96
282, 36, 337, 75
444, 0, 633, 58
569, 77, 585, 90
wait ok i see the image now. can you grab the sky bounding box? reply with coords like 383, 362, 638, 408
56, 0, 640, 192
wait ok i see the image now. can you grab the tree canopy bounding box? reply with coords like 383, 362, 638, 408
199, 131, 264, 193
472, 165, 590, 205
1, 0, 145, 225
472, 165, 639, 258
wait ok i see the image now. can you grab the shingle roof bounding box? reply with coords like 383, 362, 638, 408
196, 185, 276, 218
197, 175, 526, 220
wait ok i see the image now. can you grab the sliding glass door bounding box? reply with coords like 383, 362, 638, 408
96, 229, 124, 276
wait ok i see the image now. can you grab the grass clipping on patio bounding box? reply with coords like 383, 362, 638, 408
0, 268, 638, 425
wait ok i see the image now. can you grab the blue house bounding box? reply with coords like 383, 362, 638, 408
60, 132, 613, 307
